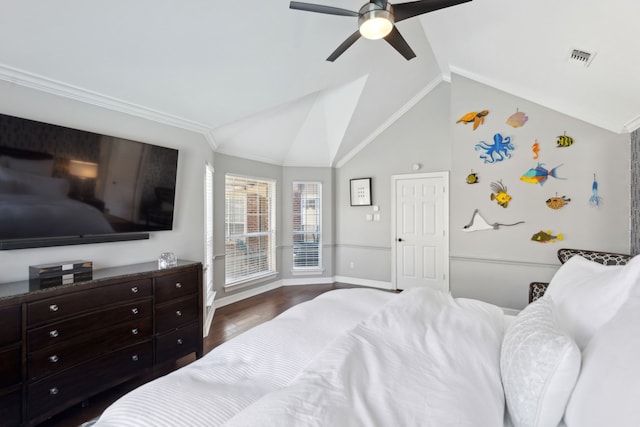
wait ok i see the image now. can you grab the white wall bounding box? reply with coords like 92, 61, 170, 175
0, 81, 212, 283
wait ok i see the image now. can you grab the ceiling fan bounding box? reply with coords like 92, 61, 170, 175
290, 0, 471, 61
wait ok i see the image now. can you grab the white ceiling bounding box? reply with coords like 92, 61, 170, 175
1, 0, 638, 167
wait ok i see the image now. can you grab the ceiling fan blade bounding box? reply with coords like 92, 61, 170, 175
384, 26, 416, 60
289, 1, 359, 17
327, 30, 361, 62
392, 0, 472, 22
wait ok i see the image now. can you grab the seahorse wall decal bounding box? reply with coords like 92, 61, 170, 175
474, 133, 515, 164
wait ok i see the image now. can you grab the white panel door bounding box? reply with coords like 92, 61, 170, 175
393, 173, 448, 292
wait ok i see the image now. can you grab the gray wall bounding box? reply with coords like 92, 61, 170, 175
449, 74, 629, 308
0, 80, 213, 283
212, 153, 283, 298
632, 130, 640, 255
334, 75, 630, 309
281, 166, 335, 282
335, 82, 452, 286
2, 74, 631, 312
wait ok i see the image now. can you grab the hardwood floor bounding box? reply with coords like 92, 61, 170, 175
36, 283, 352, 427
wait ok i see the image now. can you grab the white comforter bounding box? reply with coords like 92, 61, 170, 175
96, 287, 506, 427
226, 288, 506, 427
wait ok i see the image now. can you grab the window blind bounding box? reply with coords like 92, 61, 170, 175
225, 175, 276, 285
292, 182, 321, 269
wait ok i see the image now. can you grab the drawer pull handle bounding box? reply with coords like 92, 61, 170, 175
131, 286, 139, 293
49, 330, 59, 338
49, 355, 59, 363
49, 304, 59, 312
175, 282, 182, 289
177, 338, 183, 345
131, 354, 139, 362
49, 387, 59, 395
131, 308, 139, 315
176, 310, 182, 317
131, 328, 139, 335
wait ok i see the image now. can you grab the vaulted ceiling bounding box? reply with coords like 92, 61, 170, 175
1, 0, 638, 167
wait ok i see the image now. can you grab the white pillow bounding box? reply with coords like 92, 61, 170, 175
501, 297, 581, 427
564, 293, 640, 427
545, 255, 640, 349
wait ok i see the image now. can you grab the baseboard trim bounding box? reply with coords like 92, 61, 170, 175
215, 280, 283, 308
283, 277, 335, 286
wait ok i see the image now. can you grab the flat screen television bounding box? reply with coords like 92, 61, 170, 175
0, 112, 179, 250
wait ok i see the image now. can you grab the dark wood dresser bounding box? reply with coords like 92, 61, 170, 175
0, 260, 203, 427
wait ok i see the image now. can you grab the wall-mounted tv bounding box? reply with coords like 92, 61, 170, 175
0, 113, 179, 250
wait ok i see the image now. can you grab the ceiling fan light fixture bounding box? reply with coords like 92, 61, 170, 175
358, 5, 393, 40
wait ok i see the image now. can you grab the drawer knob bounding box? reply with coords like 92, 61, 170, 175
49, 355, 59, 363
131, 328, 139, 335
176, 310, 182, 317
49, 387, 59, 395
131, 286, 139, 293
177, 338, 183, 345
131, 308, 139, 315
49, 330, 59, 338
175, 282, 182, 289
49, 304, 59, 312
131, 354, 139, 362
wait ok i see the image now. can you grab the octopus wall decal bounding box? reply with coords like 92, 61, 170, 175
474, 133, 515, 164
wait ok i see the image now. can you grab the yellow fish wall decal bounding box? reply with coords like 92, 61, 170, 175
531, 230, 564, 243
490, 180, 511, 208
556, 133, 575, 147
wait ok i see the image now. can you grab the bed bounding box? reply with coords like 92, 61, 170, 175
93, 249, 640, 427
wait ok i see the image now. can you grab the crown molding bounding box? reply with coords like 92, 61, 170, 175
623, 115, 640, 133
0, 63, 217, 146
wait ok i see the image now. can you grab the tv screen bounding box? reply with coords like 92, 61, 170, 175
0, 113, 179, 249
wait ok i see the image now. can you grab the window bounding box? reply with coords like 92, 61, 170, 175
292, 182, 321, 269
225, 175, 276, 286
203, 164, 215, 335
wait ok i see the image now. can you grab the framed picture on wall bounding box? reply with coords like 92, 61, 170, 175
350, 178, 372, 206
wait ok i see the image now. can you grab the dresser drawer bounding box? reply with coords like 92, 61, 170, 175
28, 318, 152, 381
0, 346, 21, 389
28, 340, 153, 422
155, 269, 199, 303
0, 388, 21, 427
155, 321, 199, 364
28, 299, 152, 351
0, 305, 20, 347
155, 295, 199, 333
28, 278, 152, 325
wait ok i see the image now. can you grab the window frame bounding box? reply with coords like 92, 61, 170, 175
292, 181, 322, 271
224, 174, 277, 287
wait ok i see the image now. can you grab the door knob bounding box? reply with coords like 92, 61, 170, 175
397, 238, 403, 242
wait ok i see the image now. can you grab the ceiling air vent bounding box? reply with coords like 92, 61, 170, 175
568, 49, 595, 67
